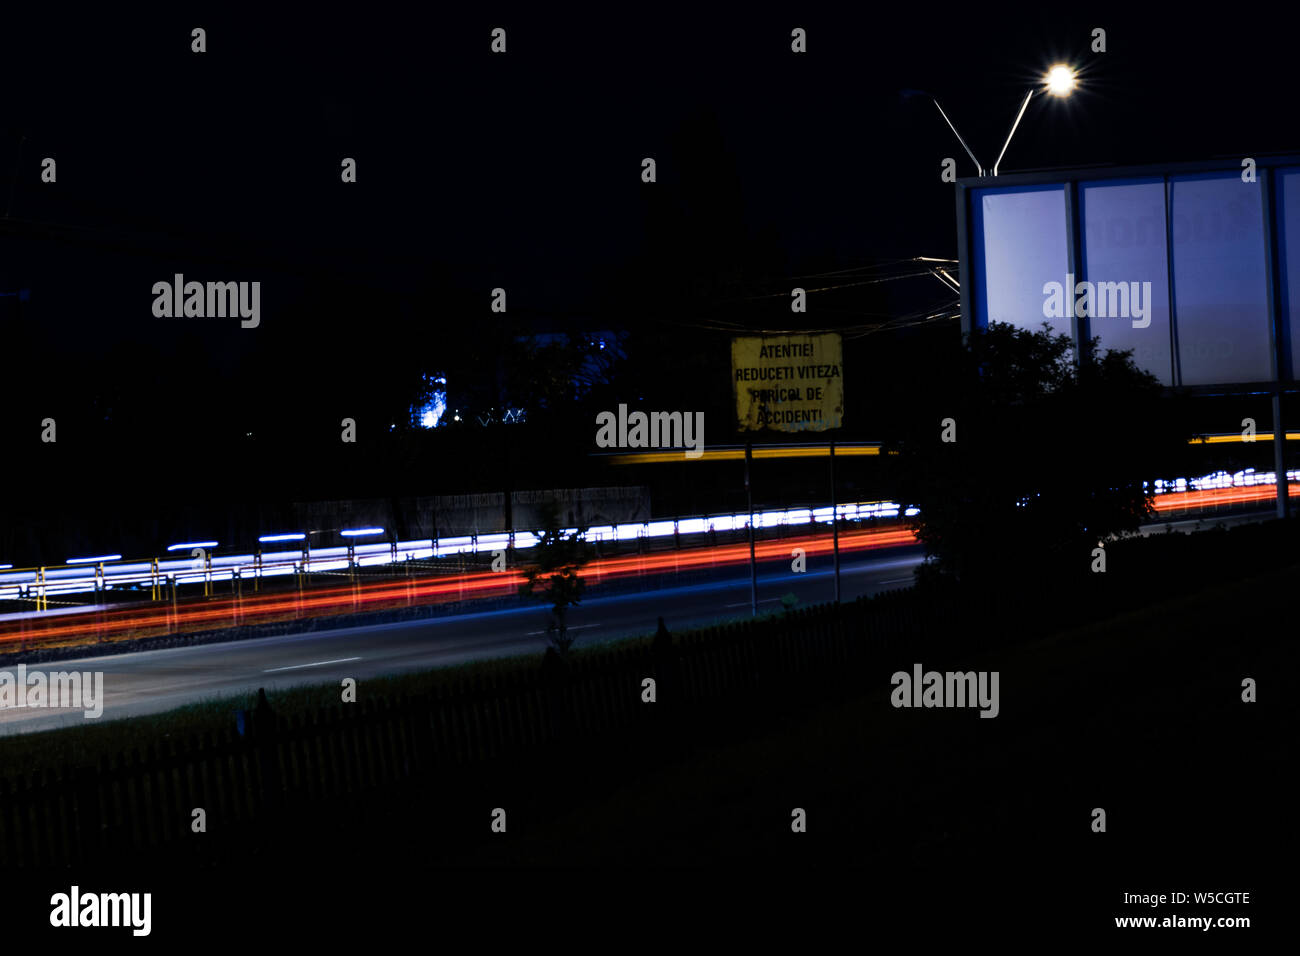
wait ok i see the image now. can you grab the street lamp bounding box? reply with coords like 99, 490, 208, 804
1045, 64, 1077, 97
931, 64, 1078, 178
992, 65, 1077, 176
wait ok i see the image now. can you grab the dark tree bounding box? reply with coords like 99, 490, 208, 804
517, 503, 592, 655
890, 323, 1192, 588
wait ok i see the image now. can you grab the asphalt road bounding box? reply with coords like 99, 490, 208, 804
0, 545, 926, 735
0, 507, 1271, 736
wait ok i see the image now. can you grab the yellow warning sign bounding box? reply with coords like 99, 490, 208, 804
731, 333, 843, 432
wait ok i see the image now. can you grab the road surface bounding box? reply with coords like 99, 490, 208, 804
0, 507, 1272, 736
0, 546, 925, 735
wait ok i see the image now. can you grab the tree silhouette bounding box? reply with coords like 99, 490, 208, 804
890, 322, 1192, 588
517, 502, 592, 655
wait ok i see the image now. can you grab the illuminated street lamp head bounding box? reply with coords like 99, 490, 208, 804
1045, 64, 1077, 97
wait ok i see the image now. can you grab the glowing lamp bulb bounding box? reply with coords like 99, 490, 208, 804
1045, 65, 1076, 97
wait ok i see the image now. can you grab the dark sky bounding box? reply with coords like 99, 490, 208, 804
1, 5, 1297, 445
2, 4, 1295, 557
3, 6, 1294, 314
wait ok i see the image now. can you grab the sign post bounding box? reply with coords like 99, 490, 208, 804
745, 442, 757, 617
830, 440, 840, 603
1274, 392, 1289, 519
732, 333, 846, 609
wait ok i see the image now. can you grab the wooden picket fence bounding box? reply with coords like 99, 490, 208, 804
0, 589, 959, 866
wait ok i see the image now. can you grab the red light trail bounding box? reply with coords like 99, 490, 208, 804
0, 526, 917, 652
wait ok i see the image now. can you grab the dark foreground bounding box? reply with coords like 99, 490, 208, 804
1, 524, 1293, 941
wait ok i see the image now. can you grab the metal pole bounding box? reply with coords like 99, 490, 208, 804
1274, 392, 1290, 519
993, 88, 1035, 176
932, 99, 984, 177
830, 440, 841, 603
745, 442, 757, 617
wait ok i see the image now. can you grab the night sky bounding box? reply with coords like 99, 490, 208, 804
1, 5, 1295, 554
3, 9, 1293, 314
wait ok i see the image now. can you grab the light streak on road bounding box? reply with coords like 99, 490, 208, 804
0, 466, 1291, 648
0, 525, 917, 650
0, 501, 906, 599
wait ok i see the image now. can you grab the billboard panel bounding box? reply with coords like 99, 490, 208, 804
1275, 168, 1300, 380
958, 156, 1300, 391
1079, 178, 1172, 384
973, 185, 1070, 339
1169, 174, 1271, 385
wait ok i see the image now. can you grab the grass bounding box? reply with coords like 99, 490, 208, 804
451, 559, 1299, 872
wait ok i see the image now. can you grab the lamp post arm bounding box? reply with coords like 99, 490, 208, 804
932, 99, 984, 177
993, 88, 1037, 176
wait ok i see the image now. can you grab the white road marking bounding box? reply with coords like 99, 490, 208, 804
524, 623, 602, 636
263, 656, 362, 673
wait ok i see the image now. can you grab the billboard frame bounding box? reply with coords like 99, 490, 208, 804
956, 153, 1300, 396
956, 155, 1300, 518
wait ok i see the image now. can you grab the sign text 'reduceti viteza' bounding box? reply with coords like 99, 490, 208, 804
731, 333, 843, 432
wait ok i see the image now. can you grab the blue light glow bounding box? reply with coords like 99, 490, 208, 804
414, 374, 448, 429
167, 541, 219, 552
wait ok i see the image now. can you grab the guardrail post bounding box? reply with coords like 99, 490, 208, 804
830, 441, 841, 604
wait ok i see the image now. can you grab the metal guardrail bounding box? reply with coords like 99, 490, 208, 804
0, 501, 909, 617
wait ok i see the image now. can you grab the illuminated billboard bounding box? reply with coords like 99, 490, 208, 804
957, 156, 1300, 391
